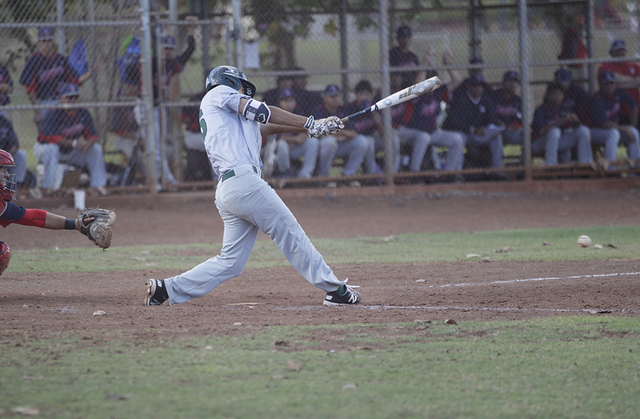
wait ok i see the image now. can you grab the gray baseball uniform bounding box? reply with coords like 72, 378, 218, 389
163, 85, 344, 304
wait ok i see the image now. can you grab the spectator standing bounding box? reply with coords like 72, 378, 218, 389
291, 67, 322, 116
33, 83, 107, 197
442, 74, 504, 172
494, 70, 524, 147
19, 27, 92, 127
346, 80, 400, 175
590, 71, 639, 170
151, 16, 197, 187
597, 39, 640, 128
312, 84, 370, 184
389, 26, 419, 89
270, 87, 320, 181
531, 82, 593, 166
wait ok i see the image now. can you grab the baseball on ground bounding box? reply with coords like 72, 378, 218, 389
577, 235, 592, 248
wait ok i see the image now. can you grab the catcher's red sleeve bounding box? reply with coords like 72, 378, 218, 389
14, 209, 48, 228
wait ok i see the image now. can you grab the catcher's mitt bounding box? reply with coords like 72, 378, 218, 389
77, 208, 116, 249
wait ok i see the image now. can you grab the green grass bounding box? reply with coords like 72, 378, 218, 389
7, 225, 640, 274
1, 317, 639, 418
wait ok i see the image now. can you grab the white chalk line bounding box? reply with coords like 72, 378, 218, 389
428, 271, 640, 289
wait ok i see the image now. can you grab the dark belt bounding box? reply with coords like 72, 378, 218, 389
220, 166, 258, 183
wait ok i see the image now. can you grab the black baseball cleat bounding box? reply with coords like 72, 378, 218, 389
145, 279, 169, 306
323, 279, 361, 306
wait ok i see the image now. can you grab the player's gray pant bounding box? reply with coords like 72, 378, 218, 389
589, 128, 620, 164
316, 135, 370, 177
275, 137, 319, 178
424, 129, 465, 171
10, 149, 27, 184
373, 131, 401, 173
533, 126, 592, 166
461, 126, 504, 168
621, 126, 640, 162
502, 128, 523, 146
395, 127, 430, 172
33, 142, 107, 189
164, 164, 343, 304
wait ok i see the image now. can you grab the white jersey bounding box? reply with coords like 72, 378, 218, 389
200, 85, 263, 179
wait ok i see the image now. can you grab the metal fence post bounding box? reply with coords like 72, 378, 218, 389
380, 0, 393, 187
141, 0, 158, 194
519, 0, 532, 182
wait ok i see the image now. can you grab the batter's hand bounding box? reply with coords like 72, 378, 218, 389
321, 116, 344, 135
304, 116, 325, 138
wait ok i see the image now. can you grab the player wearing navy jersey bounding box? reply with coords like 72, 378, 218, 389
403, 70, 465, 174
311, 84, 370, 182
347, 80, 400, 176
19, 27, 92, 126
270, 87, 319, 181
0, 150, 107, 275
144, 66, 359, 307
590, 71, 639, 170
531, 83, 593, 166
33, 83, 107, 197
442, 74, 504, 172
493, 71, 523, 147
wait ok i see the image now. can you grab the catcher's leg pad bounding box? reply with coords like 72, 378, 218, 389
0, 241, 11, 275
78, 208, 116, 249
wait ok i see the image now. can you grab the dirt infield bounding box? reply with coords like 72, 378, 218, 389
2, 188, 640, 337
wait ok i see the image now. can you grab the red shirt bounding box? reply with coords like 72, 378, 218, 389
598, 62, 640, 113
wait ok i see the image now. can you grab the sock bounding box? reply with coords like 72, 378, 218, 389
337, 284, 346, 295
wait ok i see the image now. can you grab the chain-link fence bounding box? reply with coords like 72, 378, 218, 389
1, 0, 639, 198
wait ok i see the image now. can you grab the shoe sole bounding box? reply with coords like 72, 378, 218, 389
144, 279, 157, 306
323, 300, 361, 306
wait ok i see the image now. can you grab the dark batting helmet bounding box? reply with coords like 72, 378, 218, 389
0, 149, 16, 201
205, 65, 256, 98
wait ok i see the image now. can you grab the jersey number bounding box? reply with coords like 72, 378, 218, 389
199, 109, 207, 140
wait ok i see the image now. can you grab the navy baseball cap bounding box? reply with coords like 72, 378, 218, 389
324, 84, 341, 96
38, 27, 55, 41
468, 73, 485, 85
609, 38, 626, 52
598, 70, 616, 84
396, 26, 412, 38
554, 68, 571, 83
503, 70, 519, 82
470, 57, 484, 64
163, 35, 176, 49
278, 87, 295, 100
60, 83, 80, 97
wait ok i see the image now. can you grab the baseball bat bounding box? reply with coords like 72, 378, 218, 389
340, 76, 441, 123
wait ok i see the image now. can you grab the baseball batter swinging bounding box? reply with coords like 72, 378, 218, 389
145, 66, 361, 307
